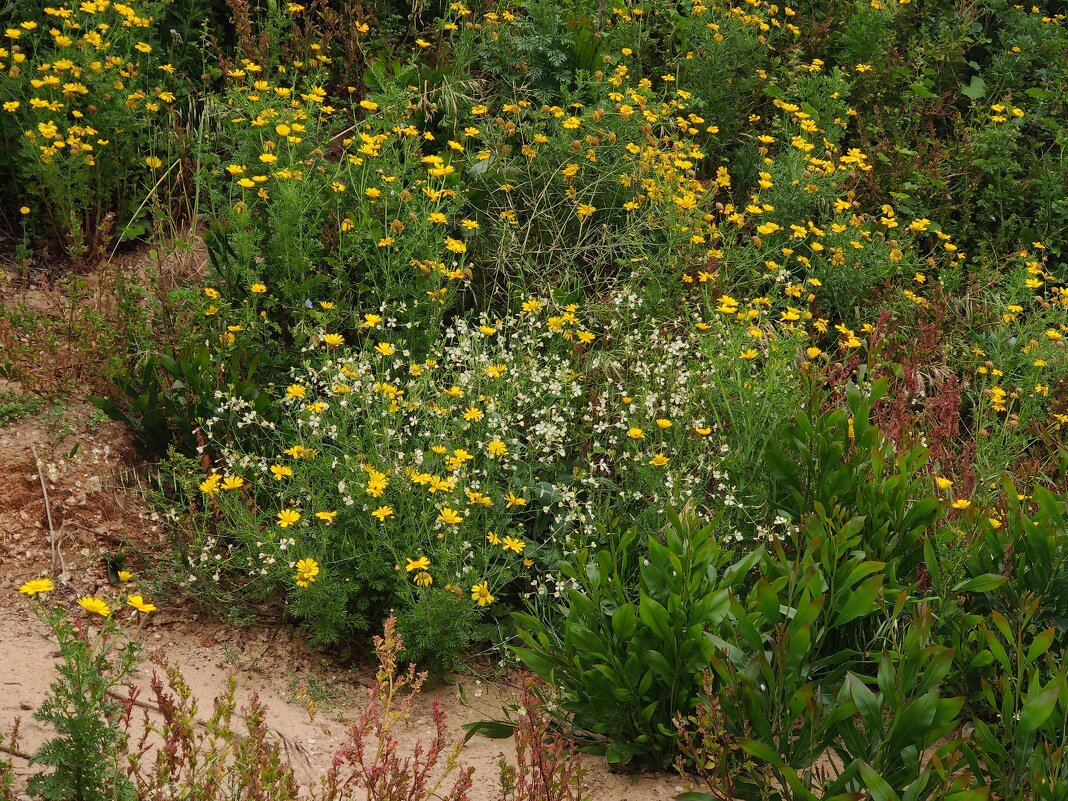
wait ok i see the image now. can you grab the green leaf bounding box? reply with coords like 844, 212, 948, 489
740, 738, 783, 766
847, 673, 881, 734
756, 578, 780, 624
674, 794, 719, 801
639, 593, 673, 645
1026, 628, 1056, 667
911, 83, 938, 100
611, 604, 638, 642
858, 761, 901, 801
605, 742, 637, 764
511, 646, 556, 679
1018, 678, 1061, 734
833, 574, 882, 628
888, 692, 939, 755
952, 574, 1007, 593
843, 561, 886, 591
461, 720, 516, 743
961, 75, 987, 100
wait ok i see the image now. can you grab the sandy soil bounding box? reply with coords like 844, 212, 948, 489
0, 400, 684, 799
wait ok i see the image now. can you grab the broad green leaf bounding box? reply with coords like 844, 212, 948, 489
833, 574, 883, 628
611, 603, 638, 642
461, 720, 516, 742
1018, 678, 1061, 734
961, 75, 987, 100
984, 628, 1011, 670
858, 761, 901, 801
639, 593, 673, 645
847, 673, 881, 734
1026, 627, 1056, 667
756, 578, 779, 624
740, 738, 782, 766
952, 574, 1007, 593
888, 692, 939, 755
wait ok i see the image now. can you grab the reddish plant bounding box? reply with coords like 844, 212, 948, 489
321, 616, 473, 801
498, 682, 585, 801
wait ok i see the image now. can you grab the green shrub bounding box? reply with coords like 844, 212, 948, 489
512, 508, 761, 768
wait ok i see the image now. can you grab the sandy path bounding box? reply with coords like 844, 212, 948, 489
0, 604, 682, 799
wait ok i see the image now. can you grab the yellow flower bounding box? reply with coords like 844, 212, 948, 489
487, 440, 508, 457
655, 418, 672, 430
278, 508, 301, 527
739, 348, 759, 361
576, 203, 596, 220
127, 595, 157, 613
649, 452, 670, 467
502, 536, 525, 554
505, 492, 526, 508
322, 333, 344, 348
437, 507, 463, 525
371, 505, 394, 522
375, 342, 396, 357
221, 476, 245, 491
951, 499, 971, 510
145, 156, 163, 169
118, 570, 134, 582
315, 510, 337, 524
78, 596, 111, 617
295, 558, 319, 588
695, 427, 712, 437
19, 578, 54, 596
271, 465, 293, 480
287, 384, 307, 400
935, 477, 953, 491
361, 313, 383, 328
200, 474, 221, 496
487, 531, 501, 546
471, 581, 495, 607
805, 346, 822, 359
463, 406, 483, 422
406, 556, 430, 572
628, 427, 645, 439
414, 571, 433, 587
251, 283, 267, 293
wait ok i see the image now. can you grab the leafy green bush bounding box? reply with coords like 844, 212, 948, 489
513, 509, 760, 768
767, 379, 942, 588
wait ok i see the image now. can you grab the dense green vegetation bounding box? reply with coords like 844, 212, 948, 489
2, 0, 1067, 797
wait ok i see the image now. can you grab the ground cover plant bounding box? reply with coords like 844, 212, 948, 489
2, 0, 1067, 798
